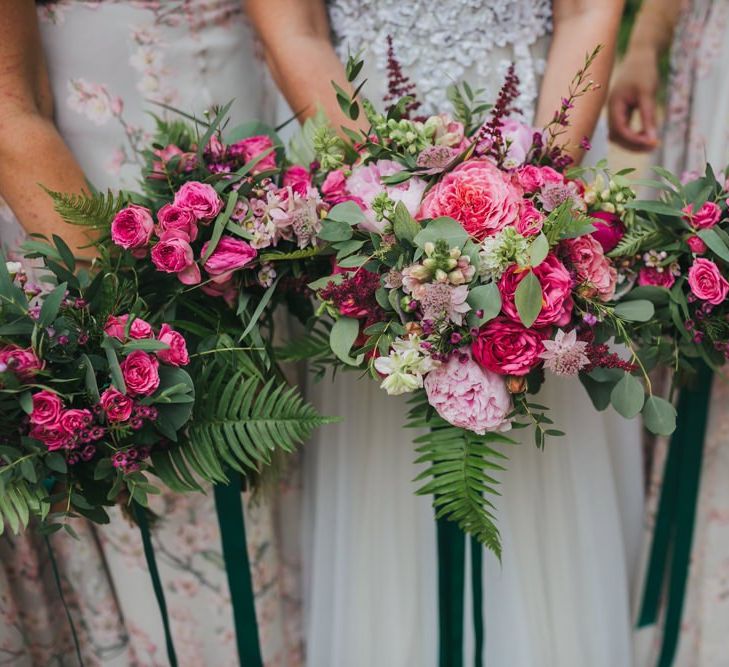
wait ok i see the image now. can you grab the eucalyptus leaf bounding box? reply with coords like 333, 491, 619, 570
414, 217, 469, 250
642, 396, 677, 435
318, 219, 353, 243
609, 373, 645, 419
327, 201, 367, 226
392, 202, 420, 244
529, 233, 549, 267
613, 299, 655, 322
466, 283, 502, 327
697, 228, 729, 262
514, 270, 543, 328
329, 316, 363, 366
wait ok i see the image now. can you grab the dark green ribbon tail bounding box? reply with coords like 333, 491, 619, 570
135, 502, 178, 667
214, 477, 263, 667
637, 362, 713, 666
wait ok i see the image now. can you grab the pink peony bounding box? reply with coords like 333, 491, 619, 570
589, 211, 625, 252
424, 352, 512, 434
638, 267, 676, 289
563, 235, 617, 302
0, 345, 43, 380
201, 236, 257, 284
110, 204, 154, 250
151, 231, 201, 285
59, 408, 93, 432
282, 165, 312, 196
156, 204, 198, 242
686, 235, 707, 254
515, 165, 545, 193
472, 317, 548, 376
30, 422, 68, 451
173, 182, 223, 222
499, 119, 538, 167
104, 314, 154, 341
418, 159, 521, 240
120, 350, 160, 396
499, 253, 574, 327
230, 135, 277, 174
156, 324, 189, 366
30, 390, 64, 426
347, 160, 427, 233
682, 201, 722, 229
100, 387, 133, 422
515, 200, 544, 236
688, 258, 729, 304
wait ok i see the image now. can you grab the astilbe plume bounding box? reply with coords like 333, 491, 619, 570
320, 270, 385, 330
475, 64, 521, 164
584, 344, 638, 373
383, 35, 422, 120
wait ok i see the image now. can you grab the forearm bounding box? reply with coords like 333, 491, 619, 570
535, 3, 624, 162
625, 0, 682, 60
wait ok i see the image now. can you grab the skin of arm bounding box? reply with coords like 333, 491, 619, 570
535, 0, 626, 163
0, 1, 94, 257
607, 0, 682, 151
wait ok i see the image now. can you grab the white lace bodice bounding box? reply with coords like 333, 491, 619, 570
328, 0, 552, 117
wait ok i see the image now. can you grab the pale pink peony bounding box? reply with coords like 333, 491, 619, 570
563, 235, 617, 302
30, 390, 64, 426
156, 324, 189, 366
173, 182, 223, 222
0, 345, 43, 380
499, 119, 538, 167
472, 317, 548, 376
100, 387, 133, 422
688, 258, 729, 304
120, 350, 160, 397
111, 204, 154, 249
418, 159, 521, 240
104, 314, 154, 341
638, 267, 676, 289
682, 201, 722, 229
201, 236, 257, 284
156, 204, 198, 242
424, 352, 512, 434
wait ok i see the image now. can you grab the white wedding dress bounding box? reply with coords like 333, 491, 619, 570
301, 2, 643, 666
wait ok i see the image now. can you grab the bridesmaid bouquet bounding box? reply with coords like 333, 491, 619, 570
289, 53, 675, 553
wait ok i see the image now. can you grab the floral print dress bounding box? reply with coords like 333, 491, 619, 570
0, 2, 302, 665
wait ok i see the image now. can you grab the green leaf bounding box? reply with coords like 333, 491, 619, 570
44, 187, 126, 230
529, 233, 549, 267
46, 452, 67, 474
329, 317, 363, 366
392, 202, 420, 244
514, 270, 543, 328
239, 272, 283, 340
609, 373, 645, 419
625, 200, 683, 217
120, 339, 170, 353
39, 282, 68, 327
466, 283, 502, 327
414, 217, 469, 250
201, 191, 238, 263
318, 219, 354, 243
697, 228, 729, 263
327, 201, 367, 226
613, 299, 655, 322
336, 254, 369, 269
642, 396, 677, 435
80, 353, 100, 402
101, 338, 127, 394
52, 234, 76, 273
18, 391, 33, 415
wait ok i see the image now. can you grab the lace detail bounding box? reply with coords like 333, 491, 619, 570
328, 0, 552, 116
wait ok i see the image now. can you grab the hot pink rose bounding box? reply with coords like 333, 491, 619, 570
499, 253, 573, 327
60, 408, 93, 432
173, 182, 223, 221
201, 236, 257, 283
686, 235, 707, 254
156, 324, 189, 366
563, 235, 617, 302
30, 422, 68, 451
688, 258, 729, 304
540, 166, 565, 185
682, 201, 722, 229
230, 135, 277, 174
424, 352, 512, 434
120, 350, 160, 396
515, 165, 544, 193
515, 200, 544, 236
151, 231, 201, 285
0, 345, 43, 380
104, 314, 154, 341
201, 278, 238, 306
100, 386, 133, 422
111, 204, 154, 249
283, 165, 312, 196
30, 390, 64, 426
589, 211, 625, 252
638, 267, 676, 289
418, 159, 521, 240
156, 204, 198, 242
472, 317, 548, 376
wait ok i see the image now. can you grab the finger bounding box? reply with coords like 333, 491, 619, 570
638, 93, 659, 146
608, 95, 653, 151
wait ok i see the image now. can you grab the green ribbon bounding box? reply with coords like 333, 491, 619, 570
214, 477, 263, 667
437, 518, 485, 667
637, 362, 713, 666
134, 502, 178, 667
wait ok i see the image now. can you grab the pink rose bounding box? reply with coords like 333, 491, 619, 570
151, 231, 201, 285
230, 135, 277, 174
686, 235, 707, 254
104, 314, 154, 341
201, 278, 238, 306
688, 257, 729, 304
499, 253, 574, 327
638, 267, 676, 289
150, 145, 196, 178
173, 182, 223, 222
515, 165, 544, 193
321, 170, 356, 206
282, 166, 312, 196
111, 204, 154, 250
201, 236, 257, 284
515, 200, 544, 236
60, 408, 93, 432
347, 160, 427, 233
563, 235, 617, 302
30, 390, 64, 426
424, 352, 512, 435
100, 387, 133, 422
156, 204, 198, 242
29, 422, 68, 451
0, 345, 43, 380
682, 201, 722, 229
540, 167, 565, 185
120, 350, 160, 396
472, 317, 548, 376
156, 323, 189, 366
589, 211, 625, 253
418, 159, 521, 240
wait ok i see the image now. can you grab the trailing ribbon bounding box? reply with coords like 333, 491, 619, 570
214, 477, 263, 667
134, 502, 178, 667
637, 362, 713, 667
437, 518, 484, 667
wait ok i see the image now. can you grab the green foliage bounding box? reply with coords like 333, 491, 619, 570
44, 187, 126, 230
446, 82, 491, 135
0, 479, 48, 535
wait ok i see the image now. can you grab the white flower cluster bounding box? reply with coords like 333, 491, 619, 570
373, 335, 439, 395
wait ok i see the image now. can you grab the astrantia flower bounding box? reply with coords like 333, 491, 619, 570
538, 181, 583, 213
417, 282, 470, 325
416, 145, 459, 174
374, 335, 439, 395
478, 226, 530, 280
539, 329, 590, 376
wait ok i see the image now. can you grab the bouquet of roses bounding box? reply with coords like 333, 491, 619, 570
289, 52, 675, 553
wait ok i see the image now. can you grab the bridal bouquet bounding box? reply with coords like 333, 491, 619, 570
291, 53, 673, 552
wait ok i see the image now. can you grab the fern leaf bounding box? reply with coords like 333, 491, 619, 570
609, 228, 663, 258
0, 479, 47, 535
44, 187, 127, 230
